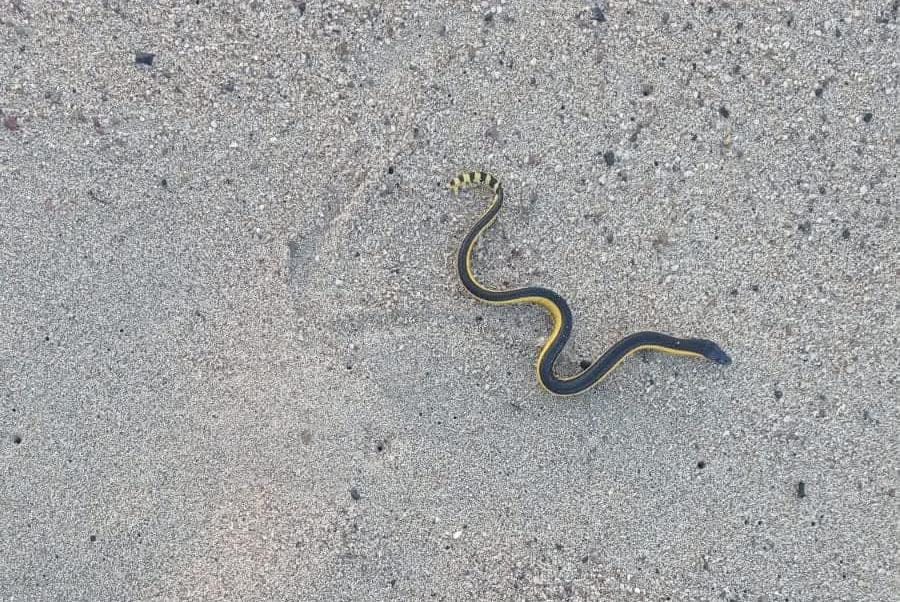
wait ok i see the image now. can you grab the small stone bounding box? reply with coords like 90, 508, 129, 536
603, 150, 615, 166
862, 112, 873, 123
797, 481, 806, 498
350, 487, 361, 501
718, 106, 730, 118
2, 115, 19, 131
841, 227, 850, 240
590, 5, 606, 22
135, 52, 155, 66
774, 389, 783, 400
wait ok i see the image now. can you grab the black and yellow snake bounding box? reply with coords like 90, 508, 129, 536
450, 170, 731, 396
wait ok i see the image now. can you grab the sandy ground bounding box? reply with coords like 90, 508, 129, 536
1, 1, 898, 600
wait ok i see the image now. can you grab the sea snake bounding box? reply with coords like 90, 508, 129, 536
450, 170, 731, 396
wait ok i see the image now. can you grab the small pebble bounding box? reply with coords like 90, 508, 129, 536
135, 52, 155, 66
3, 115, 19, 131
603, 150, 615, 166
862, 112, 873, 123
797, 481, 806, 498
350, 487, 361, 501
841, 227, 850, 240
718, 106, 730, 118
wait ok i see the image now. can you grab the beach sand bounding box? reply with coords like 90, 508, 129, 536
2, 2, 897, 600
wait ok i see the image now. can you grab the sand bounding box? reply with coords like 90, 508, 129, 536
1, 1, 897, 600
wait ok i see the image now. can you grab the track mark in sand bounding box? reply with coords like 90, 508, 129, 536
286, 193, 354, 291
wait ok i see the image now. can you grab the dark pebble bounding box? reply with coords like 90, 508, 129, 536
797, 481, 806, 498
750, 284, 760, 292
13, 435, 22, 444
774, 389, 783, 400
841, 227, 850, 239
718, 106, 730, 118
135, 52, 155, 66
862, 112, 873, 123
602, 150, 615, 166
579, 360, 591, 370
798, 220, 811, 234
89, 535, 97, 542
3, 115, 20, 131
294, 0, 306, 15
697, 460, 706, 469
590, 6, 606, 22
350, 487, 361, 501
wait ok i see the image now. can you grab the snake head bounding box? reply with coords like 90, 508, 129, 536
701, 341, 732, 365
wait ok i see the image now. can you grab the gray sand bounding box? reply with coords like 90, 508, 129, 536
2, 1, 898, 600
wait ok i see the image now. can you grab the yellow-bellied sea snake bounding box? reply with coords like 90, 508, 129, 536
450, 170, 731, 396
